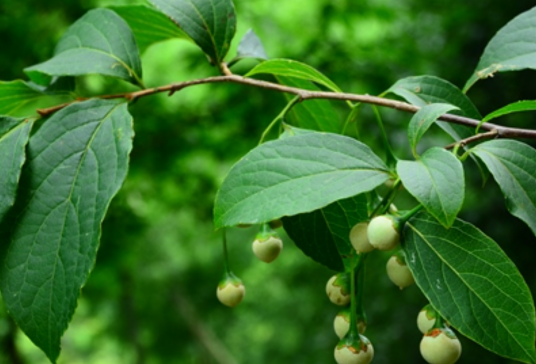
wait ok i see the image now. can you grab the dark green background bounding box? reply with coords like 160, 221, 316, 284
1, 0, 536, 363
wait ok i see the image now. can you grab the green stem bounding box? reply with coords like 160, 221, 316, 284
370, 179, 401, 218
222, 229, 231, 274
258, 96, 301, 145
372, 105, 397, 168
398, 204, 424, 225
341, 103, 362, 137
348, 253, 366, 341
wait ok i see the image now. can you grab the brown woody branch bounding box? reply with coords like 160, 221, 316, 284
36, 75, 536, 144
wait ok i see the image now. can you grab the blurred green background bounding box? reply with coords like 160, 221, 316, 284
1, 0, 536, 363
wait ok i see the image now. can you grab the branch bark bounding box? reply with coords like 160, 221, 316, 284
36, 75, 536, 142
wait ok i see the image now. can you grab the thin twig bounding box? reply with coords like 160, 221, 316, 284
35, 75, 536, 140
445, 130, 499, 150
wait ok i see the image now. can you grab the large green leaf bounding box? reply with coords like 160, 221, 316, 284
0, 99, 134, 362
247, 59, 341, 92
283, 195, 368, 272
214, 132, 390, 228
25, 9, 143, 87
149, 0, 236, 64
464, 7, 536, 92
482, 100, 536, 124
109, 5, 190, 53
471, 140, 536, 235
407, 103, 459, 156
0, 117, 33, 220
277, 76, 342, 133
397, 148, 464, 228
404, 212, 536, 364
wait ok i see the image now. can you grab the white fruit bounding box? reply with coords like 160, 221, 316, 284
334, 313, 366, 339
417, 305, 436, 334
334, 336, 374, 364
326, 274, 351, 306
420, 328, 462, 364
386, 255, 414, 289
216, 281, 245, 308
367, 215, 400, 251
349, 222, 375, 253
252, 236, 283, 263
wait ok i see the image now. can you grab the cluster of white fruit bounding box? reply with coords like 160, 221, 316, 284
216, 222, 283, 308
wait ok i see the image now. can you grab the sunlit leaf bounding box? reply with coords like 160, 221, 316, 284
214, 132, 390, 228
482, 100, 536, 124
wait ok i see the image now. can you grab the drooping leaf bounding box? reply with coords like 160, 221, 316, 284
407, 103, 459, 156
397, 148, 464, 228
283, 195, 369, 272
0, 99, 134, 362
277, 76, 342, 133
234, 29, 268, 62
25, 9, 143, 87
149, 0, 236, 65
386, 75, 487, 180
404, 212, 536, 364
214, 132, 390, 228
471, 140, 536, 235
481, 100, 536, 124
464, 7, 536, 92
0, 117, 33, 220
247, 59, 341, 92
109, 5, 190, 53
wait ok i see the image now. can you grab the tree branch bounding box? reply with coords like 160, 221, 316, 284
445, 130, 499, 150
36, 75, 536, 140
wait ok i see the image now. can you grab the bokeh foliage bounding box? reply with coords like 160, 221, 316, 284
1, 0, 536, 363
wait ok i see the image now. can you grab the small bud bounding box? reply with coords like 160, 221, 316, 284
386, 253, 414, 289
420, 328, 462, 364
417, 304, 438, 334
252, 226, 283, 263
367, 214, 400, 251
334, 309, 366, 339
334, 335, 374, 364
216, 273, 245, 308
349, 222, 375, 253
326, 273, 351, 306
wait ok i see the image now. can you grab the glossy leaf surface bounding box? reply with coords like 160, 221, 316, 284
404, 212, 536, 363
214, 132, 390, 228
0, 99, 134, 362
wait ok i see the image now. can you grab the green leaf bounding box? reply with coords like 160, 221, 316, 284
25, 9, 143, 88
214, 132, 390, 228
0, 117, 33, 220
247, 59, 341, 92
235, 29, 268, 61
471, 140, 536, 235
404, 212, 536, 364
464, 7, 536, 92
149, 0, 236, 65
386, 75, 487, 180
279, 122, 315, 139
0, 99, 134, 362
283, 195, 369, 272
0, 81, 43, 115
109, 5, 190, 53
482, 100, 536, 124
407, 103, 459, 156
397, 148, 464, 228
277, 76, 342, 133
